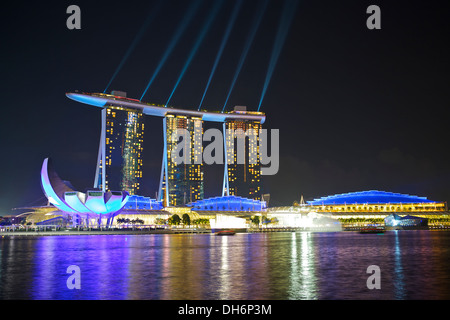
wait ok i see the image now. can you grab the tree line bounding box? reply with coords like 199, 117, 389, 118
165, 214, 210, 227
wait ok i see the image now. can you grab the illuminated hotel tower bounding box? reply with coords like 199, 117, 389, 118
94, 92, 144, 195
66, 91, 266, 204
159, 115, 203, 207
224, 106, 262, 200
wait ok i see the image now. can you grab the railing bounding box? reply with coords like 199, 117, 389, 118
0, 225, 61, 232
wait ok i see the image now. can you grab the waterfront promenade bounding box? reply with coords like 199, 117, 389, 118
2, 224, 450, 237
0, 226, 211, 236
0, 227, 304, 236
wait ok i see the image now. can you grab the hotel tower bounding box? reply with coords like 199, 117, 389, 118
224, 106, 262, 200
66, 91, 266, 205
159, 114, 204, 207
94, 91, 144, 196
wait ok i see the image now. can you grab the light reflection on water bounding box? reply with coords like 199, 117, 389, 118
288, 232, 317, 299
1, 231, 450, 300
394, 232, 406, 299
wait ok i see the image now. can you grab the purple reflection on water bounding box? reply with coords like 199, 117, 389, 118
1, 232, 450, 299
32, 235, 135, 299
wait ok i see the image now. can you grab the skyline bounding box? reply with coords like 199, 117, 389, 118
1, 0, 450, 214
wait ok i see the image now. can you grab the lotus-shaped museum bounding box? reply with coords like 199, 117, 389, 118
40, 158, 129, 227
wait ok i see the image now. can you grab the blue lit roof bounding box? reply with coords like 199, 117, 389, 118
307, 190, 437, 205
123, 195, 163, 210
188, 195, 266, 211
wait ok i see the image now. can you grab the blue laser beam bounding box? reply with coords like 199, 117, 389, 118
103, 0, 164, 94
221, 0, 269, 113
140, 0, 203, 101
257, 0, 299, 111
197, 0, 243, 111
165, 0, 225, 108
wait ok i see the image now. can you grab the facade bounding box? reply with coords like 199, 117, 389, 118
123, 195, 163, 210
99, 106, 144, 195
115, 195, 167, 226
224, 106, 263, 200
95, 102, 144, 195
307, 190, 447, 226
188, 195, 267, 212
308, 190, 446, 214
161, 114, 204, 207
40, 158, 129, 228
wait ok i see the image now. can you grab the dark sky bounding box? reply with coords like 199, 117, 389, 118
1, 0, 449, 214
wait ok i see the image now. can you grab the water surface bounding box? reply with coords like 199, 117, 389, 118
1, 231, 449, 299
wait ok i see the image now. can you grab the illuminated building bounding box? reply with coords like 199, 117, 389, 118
40, 158, 129, 228
209, 214, 247, 231
122, 195, 163, 210
114, 195, 167, 226
265, 208, 342, 231
307, 190, 447, 222
188, 195, 266, 212
224, 106, 263, 200
186, 195, 267, 232
94, 91, 144, 195
160, 114, 203, 207
39, 158, 166, 227
67, 92, 266, 123
66, 92, 266, 207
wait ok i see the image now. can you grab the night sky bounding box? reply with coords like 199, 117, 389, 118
1, 0, 450, 214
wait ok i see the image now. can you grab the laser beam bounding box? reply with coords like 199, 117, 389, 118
140, 0, 203, 101
165, 0, 225, 108
103, 0, 164, 94
197, 0, 243, 111
221, 0, 269, 113
257, 0, 299, 111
